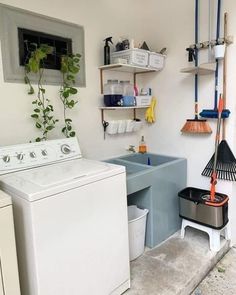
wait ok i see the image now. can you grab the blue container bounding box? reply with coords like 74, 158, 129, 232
122, 95, 135, 106
104, 95, 123, 107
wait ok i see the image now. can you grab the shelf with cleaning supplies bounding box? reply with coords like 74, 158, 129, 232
99, 63, 159, 139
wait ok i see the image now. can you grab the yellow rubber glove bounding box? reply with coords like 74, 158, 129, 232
145, 97, 157, 123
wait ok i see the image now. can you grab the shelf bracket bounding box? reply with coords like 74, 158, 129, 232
101, 109, 104, 122
100, 69, 104, 94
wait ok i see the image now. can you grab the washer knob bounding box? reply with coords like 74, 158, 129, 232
17, 153, 24, 161
41, 150, 48, 156
3, 155, 10, 163
30, 152, 36, 158
61, 144, 71, 154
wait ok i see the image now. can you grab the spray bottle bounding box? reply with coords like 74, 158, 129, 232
103, 37, 113, 65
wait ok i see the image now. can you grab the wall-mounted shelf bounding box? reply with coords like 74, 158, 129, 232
99, 106, 149, 122
99, 63, 158, 93
98, 63, 159, 139
180, 62, 216, 75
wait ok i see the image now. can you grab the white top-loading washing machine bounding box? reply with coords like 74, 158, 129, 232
0, 138, 130, 295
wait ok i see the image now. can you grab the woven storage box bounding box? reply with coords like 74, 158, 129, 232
111, 49, 149, 67
148, 52, 165, 69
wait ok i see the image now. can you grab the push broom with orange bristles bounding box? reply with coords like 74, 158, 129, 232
181, 0, 212, 134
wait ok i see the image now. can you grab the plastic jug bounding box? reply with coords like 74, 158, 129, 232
120, 80, 135, 106
104, 80, 123, 107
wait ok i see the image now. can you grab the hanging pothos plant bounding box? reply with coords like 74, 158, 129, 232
24, 43, 81, 141
60, 53, 81, 137
24, 43, 58, 142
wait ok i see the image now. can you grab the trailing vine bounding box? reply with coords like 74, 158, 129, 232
24, 43, 58, 142
60, 53, 81, 137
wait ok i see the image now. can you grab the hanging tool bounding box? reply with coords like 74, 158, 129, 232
202, 13, 236, 181
102, 120, 109, 140
200, 0, 230, 119
181, 0, 212, 134
186, 47, 196, 62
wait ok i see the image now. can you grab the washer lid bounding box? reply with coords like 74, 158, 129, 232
0, 158, 125, 201
19, 158, 110, 186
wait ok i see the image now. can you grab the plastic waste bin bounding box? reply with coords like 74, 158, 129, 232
128, 205, 149, 261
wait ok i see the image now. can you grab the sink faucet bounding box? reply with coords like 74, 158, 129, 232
127, 145, 136, 153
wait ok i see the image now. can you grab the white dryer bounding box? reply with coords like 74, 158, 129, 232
0, 138, 130, 295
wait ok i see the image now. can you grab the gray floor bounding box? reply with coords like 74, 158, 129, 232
193, 246, 236, 295
125, 227, 230, 295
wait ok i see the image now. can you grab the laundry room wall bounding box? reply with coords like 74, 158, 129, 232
141, 0, 236, 243
0, 0, 152, 158
1, 0, 236, 243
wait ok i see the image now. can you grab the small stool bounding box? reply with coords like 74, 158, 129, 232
181, 219, 231, 252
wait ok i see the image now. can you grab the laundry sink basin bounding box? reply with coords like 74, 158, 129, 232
104, 158, 151, 176
104, 152, 187, 248
117, 153, 179, 167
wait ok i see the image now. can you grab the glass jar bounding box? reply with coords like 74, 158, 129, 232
103, 80, 123, 107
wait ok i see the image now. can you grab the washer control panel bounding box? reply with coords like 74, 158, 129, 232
0, 138, 82, 174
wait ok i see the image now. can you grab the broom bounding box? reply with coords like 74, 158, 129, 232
202, 13, 236, 181
200, 0, 230, 119
181, 0, 212, 134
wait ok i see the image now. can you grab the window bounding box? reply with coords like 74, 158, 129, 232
0, 4, 85, 87
18, 28, 73, 70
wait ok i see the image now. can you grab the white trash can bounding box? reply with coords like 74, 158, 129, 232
128, 205, 149, 261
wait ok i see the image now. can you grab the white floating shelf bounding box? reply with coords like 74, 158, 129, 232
180, 62, 216, 75
99, 63, 159, 73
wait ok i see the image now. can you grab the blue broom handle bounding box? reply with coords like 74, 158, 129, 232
194, 0, 199, 119
216, 0, 221, 40
214, 0, 221, 109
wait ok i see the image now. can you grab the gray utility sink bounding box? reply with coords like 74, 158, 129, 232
105, 153, 187, 248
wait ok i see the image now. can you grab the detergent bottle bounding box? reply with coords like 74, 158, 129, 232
138, 136, 147, 154
103, 37, 113, 65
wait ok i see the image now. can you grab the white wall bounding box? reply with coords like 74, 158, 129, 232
0, 0, 150, 159
0, 0, 236, 242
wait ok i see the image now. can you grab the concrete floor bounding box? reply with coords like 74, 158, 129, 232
193, 246, 236, 295
125, 227, 230, 295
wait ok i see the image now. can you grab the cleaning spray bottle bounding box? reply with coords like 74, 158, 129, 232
139, 136, 147, 154
103, 37, 113, 65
